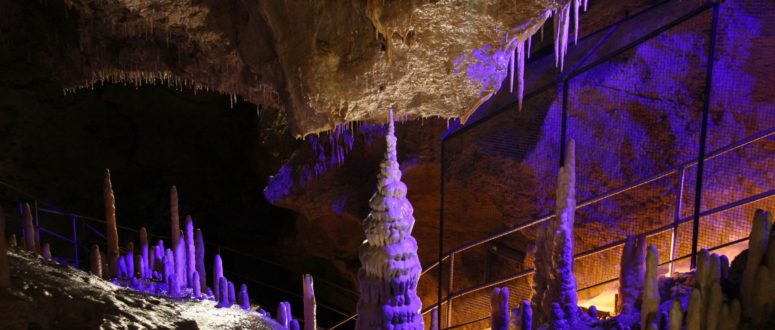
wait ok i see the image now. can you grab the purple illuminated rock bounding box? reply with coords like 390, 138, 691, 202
213, 254, 223, 301
217, 276, 230, 308
195, 228, 207, 291
185, 216, 195, 288
192, 271, 201, 298
239, 284, 250, 310
228, 281, 236, 306
491, 287, 509, 330
168, 274, 180, 297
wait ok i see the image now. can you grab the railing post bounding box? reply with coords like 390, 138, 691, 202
446, 253, 454, 328
668, 166, 686, 274
72, 217, 79, 269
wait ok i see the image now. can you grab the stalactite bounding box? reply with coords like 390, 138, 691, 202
527, 35, 532, 59
170, 186, 180, 249
185, 216, 195, 287
239, 284, 250, 310
573, 0, 580, 45
195, 229, 207, 291
617, 235, 646, 314
302, 274, 316, 330
22, 203, 36, 252
491, 287, 509, 330
0, 209, 9, 288
104, 169, 120, 278
516, 40, 525, 111
213, 254, 223, 301
641, 245, 659, 328
742, 209, 770, 318
553, 2, 571, 71
355, 109, 423, 330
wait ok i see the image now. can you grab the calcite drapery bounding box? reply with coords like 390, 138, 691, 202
356, 110, 423, 330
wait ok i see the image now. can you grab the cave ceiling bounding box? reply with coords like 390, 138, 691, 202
38, 0, 562, 137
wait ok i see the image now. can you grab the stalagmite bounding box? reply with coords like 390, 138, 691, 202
751, 266, 771, 327
137, 255, 147, 279
185, 216, 195, 287
520, 300, 532, 330
355, 109, 424, 329
686, 288, 701, 330
163, 253, 173, 286
22, 203, 36, 252
290, 320, 300, 330
126, 242, 135, 278
213, 254, 223, 300
720, 255, 729, 279
668, 300, 682, 330
228, 281, 236, 306
217, 276, 230, 308
277, 301, 292, 328
618, 235, 646, 314
742, 209, 770, 317
709, 253, 721, 285
175, 230, 186, 287
0, 209, 9, 288
170, 186, 180, 249
192, 271, 201, 298
707, 282, 722, 330
104, 169, 120, 278
302, 274, 316, 330
429, 307, 439, 330
195, 229, 206, 291
168, 274, 180, 297
8, 234, 16, 248
239, 284, 250, 310
140, 227, 150, 278
119, 256, 128, 278
41, 242, 51, 260
491, 287, 509, 330
546, 139, 578, 326
641, 245, 659, 328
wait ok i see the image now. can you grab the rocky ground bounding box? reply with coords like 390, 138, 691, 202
0, 248, 283, 330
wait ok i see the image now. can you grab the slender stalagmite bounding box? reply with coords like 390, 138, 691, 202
195, 228, 207, 291
618, 235, 646, 314
239, 283, 250, 310
355, 109, 424, 330
0, 208, 10, 288
430, 307, 439, 330
41, 243, 51, 260
228, 281, 236, 306
22, 202, 36, 252
213, 254, 223, 300
491, 287, 509, 330
742, 209, 770, 317
185, 216, 195, 287
104, 169, 120, 278
520, 300, 532, 330
641, 245, 659, 328
302, 274, 316, 330
140, 227, 149, 278
669, 300, 683, 330
192, 271, 201, 298
175, 231, 186, 287
170, 186, 180, 249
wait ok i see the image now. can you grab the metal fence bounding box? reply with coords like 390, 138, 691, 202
331, 0, 774, 328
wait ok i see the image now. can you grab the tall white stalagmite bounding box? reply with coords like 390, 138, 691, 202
544, 139, 578, 327
302, 274, 316, 330
618, 235, 646, 314
22, 203, 36, 252
185, 216, 195, 287
170, 186, 180, 249
641, 245, 659, 328
490, 287, 509, 330
742, 209, 770, 317
355, 109, 423, 330
104, 169, 120, 278
0, 208, 10, 288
